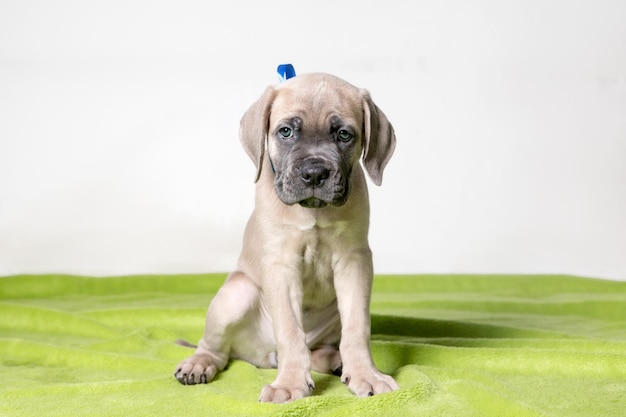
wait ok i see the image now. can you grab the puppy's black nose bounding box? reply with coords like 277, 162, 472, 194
299, 161, 330, 187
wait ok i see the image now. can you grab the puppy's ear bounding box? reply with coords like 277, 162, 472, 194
239, 86, 277, 182
361, 90, 396, 186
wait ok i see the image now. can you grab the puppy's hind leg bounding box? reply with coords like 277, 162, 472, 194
311, 346, 342, 376
174, 271, 259, 385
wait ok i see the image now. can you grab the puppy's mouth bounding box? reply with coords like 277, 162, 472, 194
276, 188, 349, 209
298, 197, 328, 209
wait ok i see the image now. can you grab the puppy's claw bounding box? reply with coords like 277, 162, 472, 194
188, 373, 195, 385
175, 373, 187, 385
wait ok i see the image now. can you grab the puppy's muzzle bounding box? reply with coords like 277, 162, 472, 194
297, 159, 331, 187
279, 157, 347, 209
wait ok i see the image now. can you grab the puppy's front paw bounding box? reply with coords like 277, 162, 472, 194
174, 353, 218, 385
258, 375, 315, 403
341, 368, 399, 397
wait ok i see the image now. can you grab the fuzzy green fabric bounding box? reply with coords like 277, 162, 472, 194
1, 274, 625, 416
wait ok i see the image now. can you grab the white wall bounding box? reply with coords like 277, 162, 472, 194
1, 0, 625, 280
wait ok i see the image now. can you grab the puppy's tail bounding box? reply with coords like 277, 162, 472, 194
175, 339, 198, 349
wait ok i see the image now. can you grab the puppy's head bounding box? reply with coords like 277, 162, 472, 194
240, 73, 395, 208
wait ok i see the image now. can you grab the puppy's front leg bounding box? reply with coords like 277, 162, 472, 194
258, 266, 314, 403
334, 249, 399, 397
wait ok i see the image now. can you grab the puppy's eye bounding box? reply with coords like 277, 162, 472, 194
278, 127, 293, 139
337, 129, 353, 142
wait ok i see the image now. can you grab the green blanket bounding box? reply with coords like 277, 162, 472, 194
1, 274, 625, 416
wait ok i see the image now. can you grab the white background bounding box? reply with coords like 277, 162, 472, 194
1, 1, 625, 280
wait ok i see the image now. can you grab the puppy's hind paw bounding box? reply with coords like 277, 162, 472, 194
174, 354, 218, 385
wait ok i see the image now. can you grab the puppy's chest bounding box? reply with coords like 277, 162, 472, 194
300, 231, 337, 307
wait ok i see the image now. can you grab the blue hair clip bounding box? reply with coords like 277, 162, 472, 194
277, 64, 296, 83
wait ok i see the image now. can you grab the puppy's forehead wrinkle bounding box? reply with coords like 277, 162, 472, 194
311, 80, 331, 111
274, 77, 361, 119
